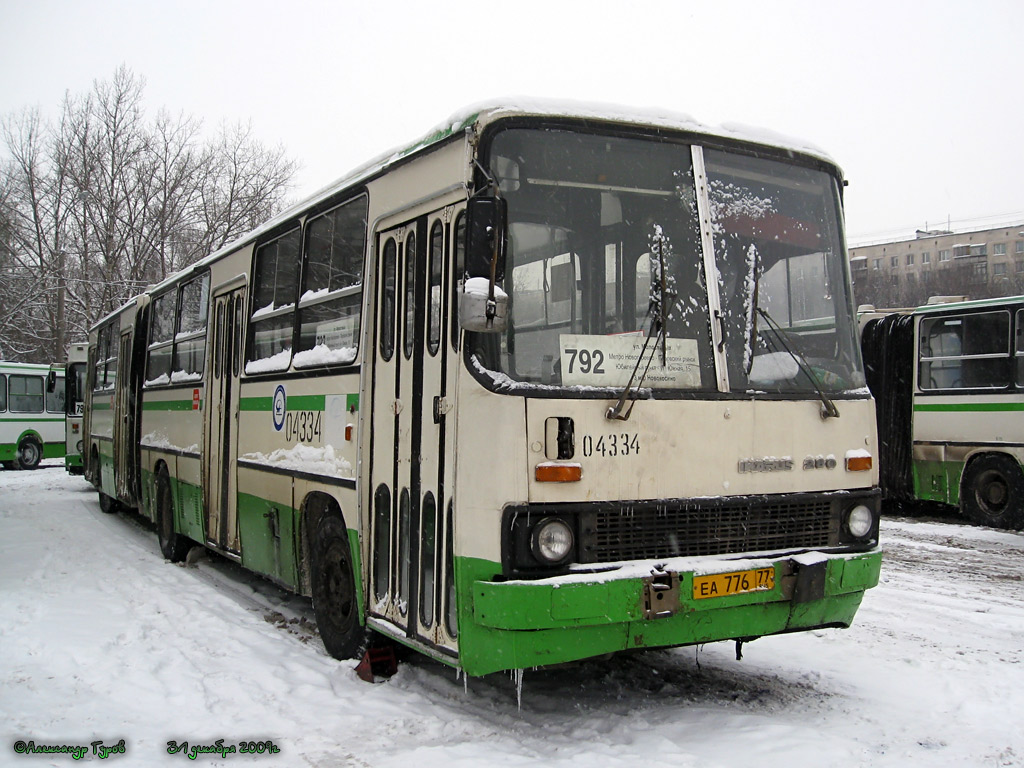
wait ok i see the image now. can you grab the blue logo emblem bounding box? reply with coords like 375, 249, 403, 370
273, 385, 286, 431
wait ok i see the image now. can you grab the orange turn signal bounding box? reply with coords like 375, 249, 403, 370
846, 454, 873, 472
535, 463, 583, 483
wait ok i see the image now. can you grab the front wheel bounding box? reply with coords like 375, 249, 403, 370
16, 436, 42, 470
311, 515, 365, 660
961, 454, 1024, 530
156, 470, 191, 562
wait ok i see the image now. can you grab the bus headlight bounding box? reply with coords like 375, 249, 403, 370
846, 504, 874, 538
531, 518, 574, 565
76, 440, 84, 454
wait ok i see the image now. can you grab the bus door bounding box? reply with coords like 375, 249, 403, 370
369, 208, 459, 656
205, 284, 245, 554
113, 331, 136, 503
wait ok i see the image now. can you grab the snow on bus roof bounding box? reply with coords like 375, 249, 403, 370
148, 99, 838, 295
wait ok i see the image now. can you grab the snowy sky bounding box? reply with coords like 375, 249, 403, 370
1, 0, 1022, 245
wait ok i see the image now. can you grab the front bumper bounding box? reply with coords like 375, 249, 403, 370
457, 548, 882, 676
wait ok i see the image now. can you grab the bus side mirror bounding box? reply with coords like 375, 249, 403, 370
46, 370, 57, 393
460, 277, 508, 333
465, 196, 507, 281
460, 196, 509, 333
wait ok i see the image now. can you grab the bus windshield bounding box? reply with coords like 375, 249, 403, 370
477, 127, 865, 395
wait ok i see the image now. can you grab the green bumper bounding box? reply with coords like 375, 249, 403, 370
457, 549, 882, 676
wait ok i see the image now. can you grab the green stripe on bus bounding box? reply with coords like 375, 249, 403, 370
914, 402, 1024, 413
289, 395, 326, 410
239, 395, 327, 411
0, 417, 64, 423
238, 397, 272, 411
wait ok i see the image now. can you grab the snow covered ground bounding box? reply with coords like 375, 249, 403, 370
2, 463, 1022, 767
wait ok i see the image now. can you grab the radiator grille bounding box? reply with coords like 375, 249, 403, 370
580, 497, 837, 562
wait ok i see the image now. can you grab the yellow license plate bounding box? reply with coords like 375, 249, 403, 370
693, 568, 775, 600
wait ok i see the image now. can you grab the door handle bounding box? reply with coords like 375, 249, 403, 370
432, 396, 451, 424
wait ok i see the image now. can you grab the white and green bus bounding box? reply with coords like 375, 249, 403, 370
1, 361, 65, 470
84, 101, 882, 676
863, 295, 1024, 529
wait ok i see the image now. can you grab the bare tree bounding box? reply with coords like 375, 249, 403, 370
0, 66, 297, 362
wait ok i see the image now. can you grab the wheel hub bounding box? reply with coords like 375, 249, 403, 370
978, 471, 1008, 512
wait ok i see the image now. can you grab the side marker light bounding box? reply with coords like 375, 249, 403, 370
846, 453, 873, 472
535, 462, 582, 483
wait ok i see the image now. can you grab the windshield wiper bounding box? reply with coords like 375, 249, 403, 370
744, 245, 761, 376
606, 309, 662, 421
607, 226, 674, 421
755, 307, 840, 420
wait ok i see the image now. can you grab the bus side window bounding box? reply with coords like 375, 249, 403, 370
46, 377, 65, 413
403, 231, 418, 360
10, 375, 44, 413
451, 213, 465, 350
1016, 309, 1024, 388
380, 238, 397, 361
920, 311, 1010, 389
174, 273, 210, 382
93, 326, 108, 391
248, 228, 301, 373
146, 290, 176, 386
0, 374, 6, 411
295, 194, 367, 368
428, 220, 443, 356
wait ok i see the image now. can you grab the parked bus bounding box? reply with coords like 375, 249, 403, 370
862, 295, 1024, 529
84, 101, 882, 676
62, 343, 88, 475
1, 361, 65, 470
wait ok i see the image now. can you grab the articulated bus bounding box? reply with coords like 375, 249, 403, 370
63, 343, 88, 475
1, 361, 65, 470
862, 295, 1024, 529
84, 101, 882, 676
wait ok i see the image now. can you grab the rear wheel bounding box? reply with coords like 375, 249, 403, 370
961, 454, 1024, 530
311, 515, 365, 660
156, 469, 191, 562
98, 492, 120, 514
16, 436, 42, 470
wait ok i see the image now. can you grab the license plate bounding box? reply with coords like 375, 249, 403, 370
692, 568, 775, 600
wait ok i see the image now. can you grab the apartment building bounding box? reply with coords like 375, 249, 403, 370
849, 223, 1024, 306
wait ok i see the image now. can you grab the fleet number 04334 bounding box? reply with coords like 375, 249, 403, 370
581, 433, 641, 458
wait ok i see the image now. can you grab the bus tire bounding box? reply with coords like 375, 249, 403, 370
961, 454, 1024, 530
156, 469, 191, 562
16, 436, 42, 470
99, 492, 120, 514
311, 515, 364, 660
